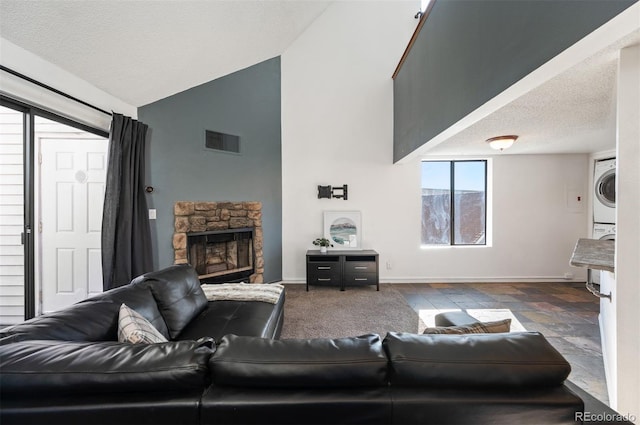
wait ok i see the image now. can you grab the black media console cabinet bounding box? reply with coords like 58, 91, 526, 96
306, 249, 379, 291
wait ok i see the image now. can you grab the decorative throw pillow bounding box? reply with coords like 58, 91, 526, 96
118, 303, 168, 344
422, 318, 511, 334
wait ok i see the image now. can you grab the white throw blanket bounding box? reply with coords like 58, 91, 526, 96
201, 283, 284, 304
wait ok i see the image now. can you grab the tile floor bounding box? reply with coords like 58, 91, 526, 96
393, 281, 608, 404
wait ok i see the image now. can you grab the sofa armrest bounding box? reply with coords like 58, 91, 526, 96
383, 332, 571, 388
0, 300, 121, 342
0, 340, 213, 396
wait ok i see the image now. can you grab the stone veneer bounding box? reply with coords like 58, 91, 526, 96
173, 201, 263, 283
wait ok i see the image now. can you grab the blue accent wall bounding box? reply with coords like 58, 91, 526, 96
393, 0, 637, 162
138, 57, 282, 281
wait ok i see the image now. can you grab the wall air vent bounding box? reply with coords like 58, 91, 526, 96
205, 130, 240, 154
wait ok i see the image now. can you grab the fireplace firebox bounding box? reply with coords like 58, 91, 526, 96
187, 228, 255, 284
173, 201, 264, 283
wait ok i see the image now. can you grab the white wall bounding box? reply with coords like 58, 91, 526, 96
412, 154, 589, 282
281, 1, 589, 283
0, 38, 136, 131
599, 270, 617, 407
612, 43, 640, 418
281, 0, 419, 281
593, 43, 640, 418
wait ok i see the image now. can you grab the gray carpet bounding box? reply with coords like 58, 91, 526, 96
280, 284, 424, 339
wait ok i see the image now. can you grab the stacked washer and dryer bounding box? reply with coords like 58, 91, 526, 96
593, 158, 616, 237
592, 158, 616, 283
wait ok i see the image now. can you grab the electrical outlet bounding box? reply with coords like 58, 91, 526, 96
149, 209, 157, 220
386, 261, 392, 270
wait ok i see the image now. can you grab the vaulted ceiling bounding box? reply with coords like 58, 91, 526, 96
0, 0, 638, 155
0, 0, 333, 106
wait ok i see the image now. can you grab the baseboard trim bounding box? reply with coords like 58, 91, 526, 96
280, 277, 585, 284
381, 277, 585, 284
279, 279, 304, 284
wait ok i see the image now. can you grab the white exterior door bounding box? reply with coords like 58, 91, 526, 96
40, 138, 108, 313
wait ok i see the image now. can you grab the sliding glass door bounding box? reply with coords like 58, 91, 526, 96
0, 97, 108, 324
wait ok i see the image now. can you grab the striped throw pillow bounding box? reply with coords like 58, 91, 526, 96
118, 303, 168, 344
423, 318, 511, 334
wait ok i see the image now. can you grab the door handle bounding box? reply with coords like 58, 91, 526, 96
21, 226, 31, 245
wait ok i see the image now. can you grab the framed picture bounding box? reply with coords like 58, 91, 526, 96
324, 211, 362, 250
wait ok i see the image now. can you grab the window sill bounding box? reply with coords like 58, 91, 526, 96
420, 244, 491, 249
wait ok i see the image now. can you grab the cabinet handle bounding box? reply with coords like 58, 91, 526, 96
354, 266, 368, 270
317, 278, 331, 282
354, 278, 368, 281
317, 267, 331, 270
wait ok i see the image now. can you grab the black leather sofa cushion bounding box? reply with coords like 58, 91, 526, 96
0, 339, 212, 396
0, 334, 27, 345
177, 294, 285, 341
210, 334, 387, 388
99, 283, 170, 339
133, 264, 208, 339
383, 332, 571, 388
0, 300, 120, 342
0, 285, 169, 343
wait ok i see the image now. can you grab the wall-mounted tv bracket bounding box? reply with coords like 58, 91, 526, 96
317, 184, 348, 200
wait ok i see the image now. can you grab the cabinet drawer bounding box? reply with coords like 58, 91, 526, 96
308, 272, 341, 286
343, 273, 377, 285
344, 261, 376, 274
308, 262, 341, 273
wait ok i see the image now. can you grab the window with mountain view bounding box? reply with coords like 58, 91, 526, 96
421, 160, 486, 245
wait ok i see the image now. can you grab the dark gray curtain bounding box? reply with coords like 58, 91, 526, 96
101, 113, 153, 291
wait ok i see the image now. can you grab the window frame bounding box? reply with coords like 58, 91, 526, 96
421, 159, 488, 247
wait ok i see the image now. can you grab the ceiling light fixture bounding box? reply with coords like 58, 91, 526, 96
486, 135, 518, 151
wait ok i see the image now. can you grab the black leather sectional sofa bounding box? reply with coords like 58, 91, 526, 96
0, 265, 585, 424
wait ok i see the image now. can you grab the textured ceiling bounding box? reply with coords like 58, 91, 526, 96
0, 0, 332, 106
0, 0, 638, 155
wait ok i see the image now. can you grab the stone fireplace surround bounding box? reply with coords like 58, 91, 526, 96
173, 201, 264, 283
